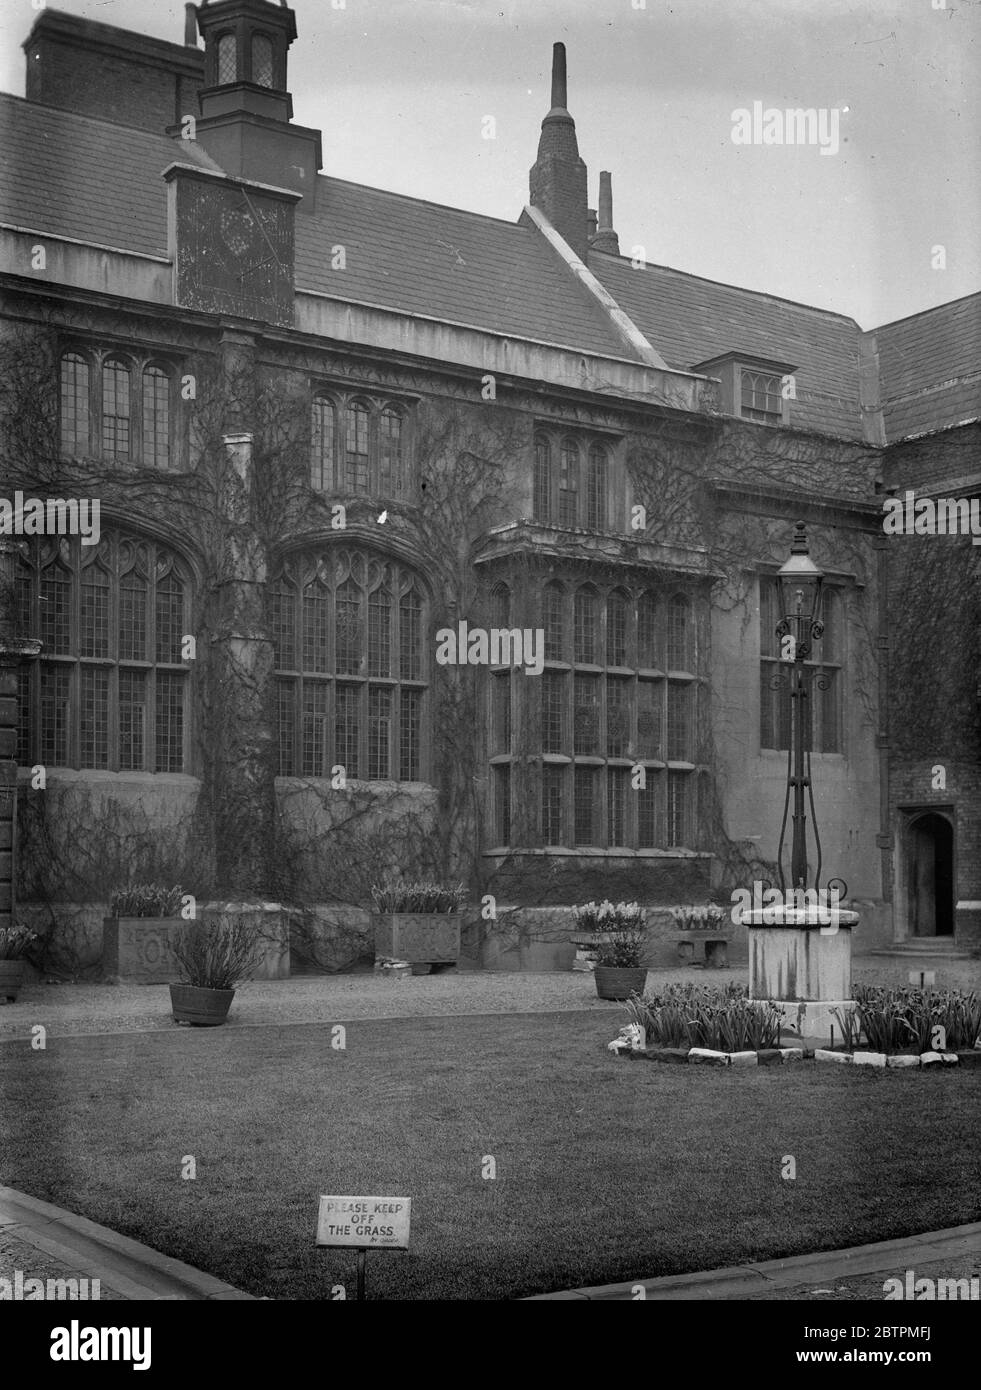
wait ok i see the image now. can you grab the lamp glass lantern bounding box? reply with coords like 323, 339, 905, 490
777, 522, 824, 660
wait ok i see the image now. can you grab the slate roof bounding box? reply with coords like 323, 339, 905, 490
589, 249, 866, 440
0, 93, 217, 258
0, 93, 636, 363
294, 178, 636, 359
1, 89, 978, 444
875, 293, 981, 442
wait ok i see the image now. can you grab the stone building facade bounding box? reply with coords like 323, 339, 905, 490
0, 1, 977, 972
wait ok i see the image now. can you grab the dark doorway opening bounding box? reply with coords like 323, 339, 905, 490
907, 813, 954, 937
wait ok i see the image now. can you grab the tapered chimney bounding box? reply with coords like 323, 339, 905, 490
591, 170, 620, 254
529, 42, 589, 261
184, 4, 198, 46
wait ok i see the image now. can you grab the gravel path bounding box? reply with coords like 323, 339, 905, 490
0, 955, 976, 1041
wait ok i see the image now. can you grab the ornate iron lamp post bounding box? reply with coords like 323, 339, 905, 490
773, 522, 845, 901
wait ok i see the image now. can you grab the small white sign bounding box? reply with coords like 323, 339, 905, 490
316, 1196, 411, 1249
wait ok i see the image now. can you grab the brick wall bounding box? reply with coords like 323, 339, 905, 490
25, 30, 204, 134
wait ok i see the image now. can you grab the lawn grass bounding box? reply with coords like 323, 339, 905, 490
1, 1011, 978, 1300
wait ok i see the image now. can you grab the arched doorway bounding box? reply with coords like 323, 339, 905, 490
906, 813, 954, 937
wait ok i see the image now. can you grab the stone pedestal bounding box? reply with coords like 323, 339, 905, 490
374, 913, 461, 966
739, 906, 859, 1037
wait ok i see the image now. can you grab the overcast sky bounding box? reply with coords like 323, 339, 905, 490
1, 0, 978, 328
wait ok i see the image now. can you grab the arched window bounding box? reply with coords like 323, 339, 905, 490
217, 33, 237, 84
368, 584, 392, 677
344, 402, 370, 493
558, 440, 579, 528
102, 358, 131, 460
533, 435, 552, 523
142, 366, 171, 469
270, 550, 427, 781
399, 588, 422, 680
15, 533, 190, 772
637, 591, 659, 669
666, 594, 692, 671
543, 581, 564, 662
60, 352, 89, 456
378, 409, 403, 496
251, 34, 274, 87
302, 570, 330, 674
491, 583, 511, 631
574, 586, 598, 664
586, 445, 607, 530
311, 398, 335, 491
606, 589, 628, 667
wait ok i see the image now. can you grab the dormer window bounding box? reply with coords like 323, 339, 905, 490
741, 369, 782, 424
252, 34, 274, 87
217, 33, 237, 84
693, 353, 795, 427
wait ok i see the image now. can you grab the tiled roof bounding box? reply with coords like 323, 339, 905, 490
294, 179, 636, 359
0, 93, 636, 362
2, 89, 978, 443
875, 294, 981, 441
0, 93, 217, 258
590, 250, 866, 439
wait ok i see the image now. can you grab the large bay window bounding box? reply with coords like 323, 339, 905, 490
489, 577, 703, 850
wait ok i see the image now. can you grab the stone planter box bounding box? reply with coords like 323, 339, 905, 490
102, 917, 182, 983
373, 913, 460, 967
669, 932, 731, 967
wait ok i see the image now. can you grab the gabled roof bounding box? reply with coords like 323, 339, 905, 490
875, 293, 981, 441
0, 93, 639, 363
589, 250, 866, 439
2, 87, 978, 444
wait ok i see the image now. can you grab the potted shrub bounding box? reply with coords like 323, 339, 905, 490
103, 884, 186, 984
169, 917, 261, 1026
371, 880, 465, 975
573, 901, 648, 1000
0, 925, 38, 1002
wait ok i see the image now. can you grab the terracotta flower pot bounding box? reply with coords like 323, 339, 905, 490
593, 966, 648, 1001
170, 983, 235, 1026
0, 960, 27, 1002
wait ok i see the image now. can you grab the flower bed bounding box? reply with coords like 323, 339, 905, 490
832, 984, 981, 1054
606, 982, 981, 1071
622, 982, 783, 1052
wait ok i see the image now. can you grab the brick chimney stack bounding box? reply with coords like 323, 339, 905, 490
591, 170, 620, 255
529, 42, 589, 262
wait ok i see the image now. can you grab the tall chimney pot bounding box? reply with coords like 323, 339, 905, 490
184, 4, 198, 46
591, 169, 621, 254
550, 42, 568, 109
